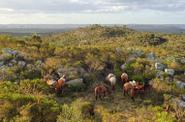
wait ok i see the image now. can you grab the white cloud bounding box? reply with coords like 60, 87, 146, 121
0, 8, 14, 13
0, 0, 184, 14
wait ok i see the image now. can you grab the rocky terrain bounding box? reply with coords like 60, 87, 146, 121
0, 25, 185, 122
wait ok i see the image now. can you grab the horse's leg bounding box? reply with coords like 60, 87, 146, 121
95, 90, 98, 100
131, 89, 136, 102
99, 93, 102, 100
123, 88, 125, 96
95, 95, 98, 100
103, 91, 106, 97
112, 85, 115, 91
131, 96, 135, 102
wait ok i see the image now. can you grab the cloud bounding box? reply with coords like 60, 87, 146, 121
0, 0, 184, 14
0, 8, 14, 13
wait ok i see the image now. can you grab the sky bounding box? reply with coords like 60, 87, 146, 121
0, 0, 185, 24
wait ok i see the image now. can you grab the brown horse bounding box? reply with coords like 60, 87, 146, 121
94, 84, 111, 100
55, 75, 66, 94
121, 73, 128, 85
123, 81, 145, 101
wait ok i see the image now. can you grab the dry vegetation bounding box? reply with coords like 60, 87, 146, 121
0, 25, 185, 122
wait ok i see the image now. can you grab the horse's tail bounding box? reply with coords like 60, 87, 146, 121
94, 87, 98, 100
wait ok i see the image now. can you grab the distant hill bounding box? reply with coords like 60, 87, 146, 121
0, 24, 185, 36
127, 24, 185, 34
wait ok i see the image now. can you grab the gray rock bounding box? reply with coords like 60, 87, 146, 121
0, 61, 4, 67
2, 48, 18, 56
177, 99, 185, 109
156, 71, 164, 78
120, 64, 126, 71
57, 66, 86, 79
165, 69, 175, 76
10, 59, 17, 64
180, 58, 185, 64
131, 50, 144, 58
182, 95, 185, 101
147, 52, 156, 61
18, 61, 26, 67
176, 81, 185, 89
66, 78, 84, 86
7, 63, 13, 67
155, 62, 166, 71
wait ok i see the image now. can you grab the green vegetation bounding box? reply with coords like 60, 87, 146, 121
0, 25, 185, 122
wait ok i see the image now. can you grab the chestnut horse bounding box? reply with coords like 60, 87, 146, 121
123, 81, 145, 101
94, 84, 111, 100
55, 75, 66, 94
121, 73, 128, 85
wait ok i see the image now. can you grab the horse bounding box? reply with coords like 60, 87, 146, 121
55, 75, 66, 95
94, 84, 111, 100
106, 73, 116, 91
123, 81, 145, 101
121, 73, 128, 85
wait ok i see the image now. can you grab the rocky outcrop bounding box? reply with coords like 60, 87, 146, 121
155, 62, 166, 71
120, 64, 126, 71
182, 95, 185, 101
176, 99, 185, 109
180, 58, 185, 64
147, 52, 156, 61
176, 81, 185, 89
165, 68, 175, 76
66, 78, 84, 86
57, 66, 86, 80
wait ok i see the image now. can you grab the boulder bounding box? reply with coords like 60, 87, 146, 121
10, 59, 17, 64
66, 78, 84, 86
165, 69, 175, 76
131, 50, 144, 58
156, 71, 164, 80
2, 48, 18, 56
176, 81, 185, 89
182, 95, 185, 101
18, 61, 26, 67
7, 63, 13, 67
176, 99, 185, 109
0, 61, 4, 67
147, 52, 156, 61
155, 62, 166, 71
57, 66, 86, 79
120, 64, 126, 71
180, 58, 185, 64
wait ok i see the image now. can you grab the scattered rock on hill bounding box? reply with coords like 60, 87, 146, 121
120, 63, 126, 71
147, 52, 156, 61
2, 48, 19, 57
0, 61, 4, 67
165, 69, 175, 76
176, 81, 185, 89
182, 95, 185, 101
66, 78, 84, 86
57, 66, 86, 80
156, 71, 165, 80
176, 99, 185, 109
155, 62, 166, 71
18, 61, 26, 68
180, 58, 185, 64
131, 50, 144, 58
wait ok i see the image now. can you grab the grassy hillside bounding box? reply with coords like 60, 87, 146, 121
0, 25, 185, 122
